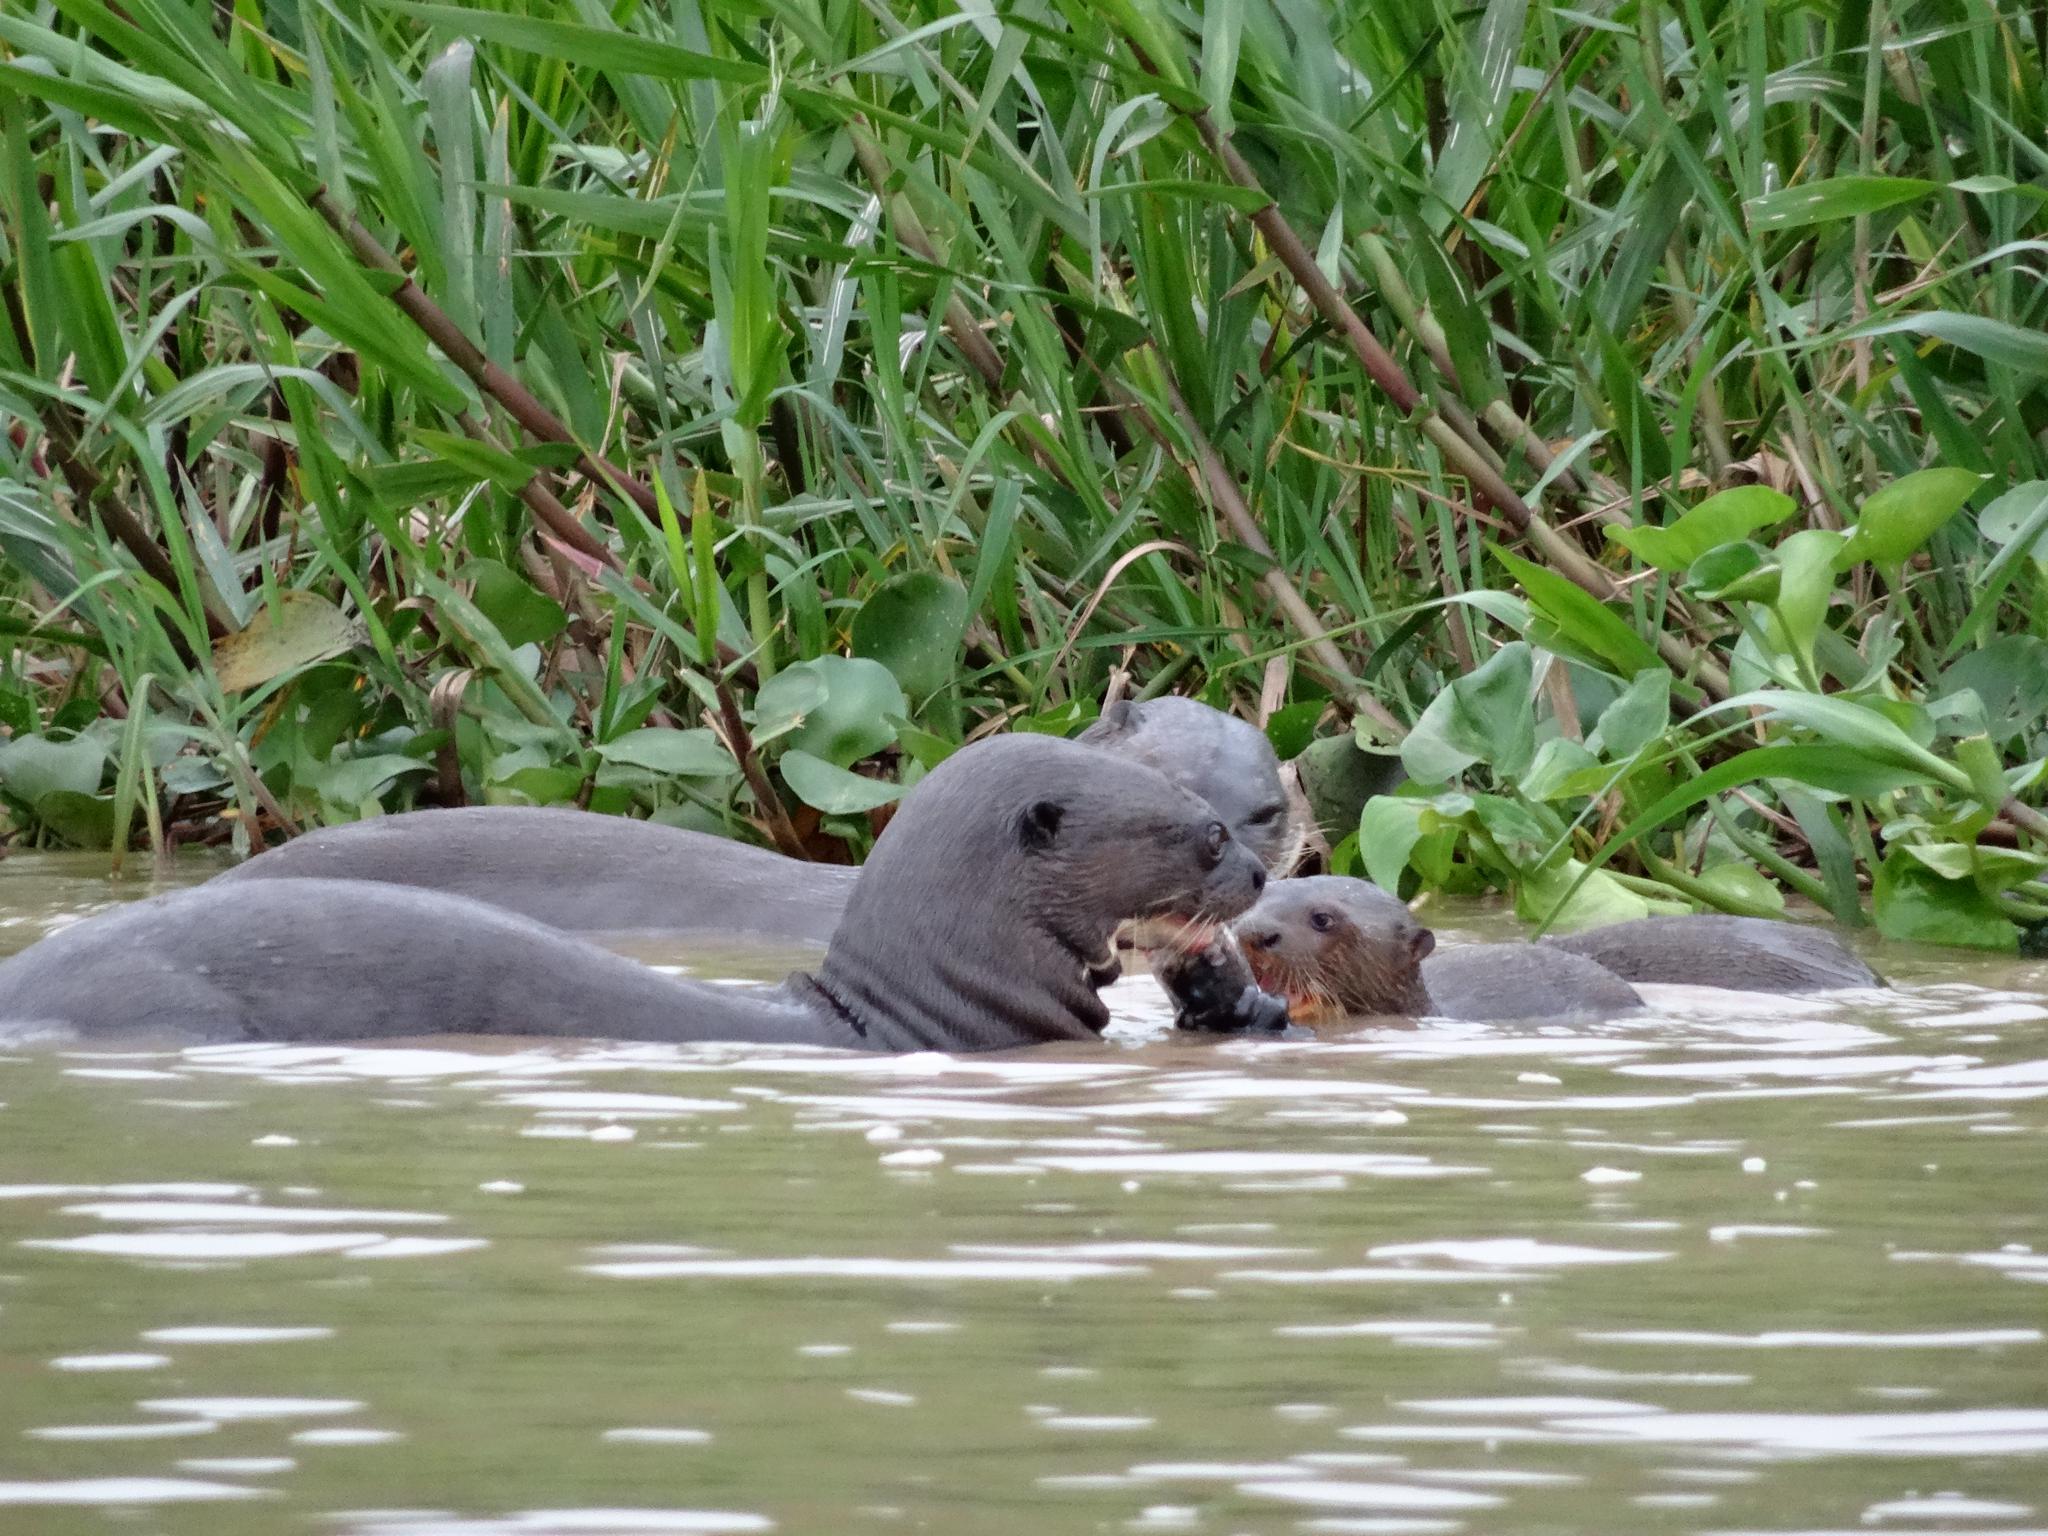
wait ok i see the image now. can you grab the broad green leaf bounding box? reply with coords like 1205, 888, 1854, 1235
1608, 486, 1797, 571
1520, 737, 1609, 801
1692, 861, 1785, 916
1491, 547, 1662, 678
1769, 528, 1847, 673
1837, 468, 1983, 568
1518, 857, 1656, 929
32, 789, 118, 848
1358, 795, 1430, 895
1401, 642, 1535, 784
212, 592, 366, 693
311, 753, 430, 808
469, 559, 568, 650
850, 573, 970, 702
1263, 700, 1326, 763
1706, 690, 1969, 790
1873, 850, 2019, 951
0, 733, 107, 803
1746, 175, 1937, 231
1974, 479, 2048, 573
594, 728, 737, 777
1589, 670, 1671, 759
780, 749, 905, 814
1687, 540, 1779, 603
759, 656, 905, 767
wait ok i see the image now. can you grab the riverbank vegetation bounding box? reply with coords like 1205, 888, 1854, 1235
2, 0, 2045, 948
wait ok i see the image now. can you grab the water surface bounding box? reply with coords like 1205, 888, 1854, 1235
1, 854, 2044, 1534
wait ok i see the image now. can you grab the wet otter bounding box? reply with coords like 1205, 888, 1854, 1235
1541, 915, 1879, 992
212, 697, 1298, 944
0, 736, 1266, 1051
1229, 876, 1643, 1024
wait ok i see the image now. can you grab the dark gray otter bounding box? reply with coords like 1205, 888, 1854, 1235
1541, 915, 1880, 992
211, 697, 1297, 944
1229, 876, 1642, 1024
0, 736, 1266, 1051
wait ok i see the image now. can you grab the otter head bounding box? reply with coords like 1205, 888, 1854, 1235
1234, 876, 1435, 1022
1081, 697, 1304, 874
815, 735, 1267, 1050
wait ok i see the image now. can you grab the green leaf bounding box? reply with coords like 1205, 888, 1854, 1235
31, 789, 118, 849
1693, 861, 1785, 916
1746, 175, 1937, 231
311, 754, 430, 809
468, 559, 568, 650
0, 733, 107, 803
850, 572, 970, 702
1588, 670, 1670, 759
1770, 528, 1848, 673
757, 656, 906, 767
1873, 849, 2019, 951
1263, 700, 1326, 763
1518, 857, 1656, 929
1845, 311, 2048, 377
1706, 690, 1970, 790
1400, 642, 1535, 784
1491, 547, 1663, 678
212, 592, 366, 693
593, 728, 737, 777
1358, 795, 1430, 894
780, 749, 905, 814
1837, 467, 1983, 568
1687, 540, 1779, 603
1974, 479, 2048, 573
1608, 486, 1797, 571
1519, 738, 1605, 801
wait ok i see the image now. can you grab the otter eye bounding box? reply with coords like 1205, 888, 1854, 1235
1309, 910, 1336, 933
1245, 804, 1285, 827
1201, 820, 1229, 868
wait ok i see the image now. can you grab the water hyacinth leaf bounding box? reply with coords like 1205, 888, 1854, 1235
1608, 486, 1797, 572
850, 572, 970, 703
32, 789, 119, 848
593, 728, 736, 778
752, 665, 832, 747
1687, 540, 1779, 603
1518, 857, 1656, 929
309, 753, 431, 808
1401, 641, 1535, 785
1836, 468, 1983, 569
1939, 637, 2048, 742
1263, 699, 1326, 762
212, 592, 366, 693
0, 733, 107, 803
1518, 737, 1604, 801
1491, 549, 1661, 678
1588, 670, 1670, 759
780, 749, 905, 814
1358, 794, 1431, 895
1709, 690, 1968, 789
1745, 175, 1937, 231
1693, 861, 1786, 916
765, 656, 905, 767
1900, 841, 2048, 890
1873, 850, 2018, 952
1769, 529, 1848, 674
469, 559, 568, 649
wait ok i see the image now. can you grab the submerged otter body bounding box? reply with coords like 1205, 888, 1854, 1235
1230, 876, 1643, 1024
0, 736, 1266, 1050
213, 697, 1294, 943
1542, 914, 1879, 992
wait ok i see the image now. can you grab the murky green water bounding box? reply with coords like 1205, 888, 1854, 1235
2, 854, 2045, 1535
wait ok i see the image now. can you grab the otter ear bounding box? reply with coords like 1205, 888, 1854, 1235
1016, 800, 1065, 852
1409, 927, 1436, 960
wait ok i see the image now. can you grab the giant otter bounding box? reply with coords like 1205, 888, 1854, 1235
0, 736, 1265, 1051
211, 697, 1298, 944
1541, 914, 1879, 991
1223, 876, 1643, 1024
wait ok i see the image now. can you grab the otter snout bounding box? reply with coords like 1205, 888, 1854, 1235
1198, 840, 1267, 921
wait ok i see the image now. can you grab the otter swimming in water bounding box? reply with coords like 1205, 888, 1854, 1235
0, 736, 1266, 1051
1227, 876, 1643, 1024
210, 697, 1301, 946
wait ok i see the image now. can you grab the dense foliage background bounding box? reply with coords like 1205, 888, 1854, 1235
1, 0, 2045, 948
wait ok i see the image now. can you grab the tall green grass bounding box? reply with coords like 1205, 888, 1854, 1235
1, 0, 2045, 946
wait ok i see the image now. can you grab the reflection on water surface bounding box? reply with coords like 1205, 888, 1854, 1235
0, 854, 2044, 1534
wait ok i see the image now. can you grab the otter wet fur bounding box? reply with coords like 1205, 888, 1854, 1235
0, 736, 1267, 1051
1233, 876, 1643, 1025
1541, 914, 1880, 992
214, 696, 1297, 945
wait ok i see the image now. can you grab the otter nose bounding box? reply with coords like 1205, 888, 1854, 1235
1249, 865, 1265, 894
1243, 929, 1282, 952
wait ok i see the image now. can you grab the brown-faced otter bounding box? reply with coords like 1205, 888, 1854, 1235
1227, 876, 1643, 1024
210, 697, 1299, 945
1541, 915, 1879, 991
0, 736, 1266, 1051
